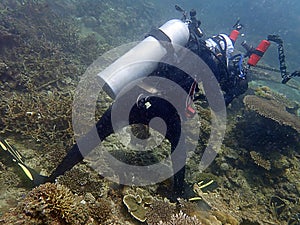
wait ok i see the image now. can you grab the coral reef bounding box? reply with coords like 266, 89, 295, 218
0, 182, 122, 224
254, 85, 298, 110
207, 90, 300, 224
249, 151, 271, 170
1, 90, 74, 146
146, 199, 176, 224
227, 94, 300, 156
56, 166, 104, 197
156, 211, 201, 225
123, 187, 154, 222
0, 1, 300, 225
243, 95, 300, 133
88, 197, 113, 224
0, 183, 91, 224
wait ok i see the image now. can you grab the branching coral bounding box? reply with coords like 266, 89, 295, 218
146, 199, 176, 224
0, 183, 91, 224
88, 198, 112, 224
156, 211, 202, 225
1, 90, 74, 151
56, 167, 104, 197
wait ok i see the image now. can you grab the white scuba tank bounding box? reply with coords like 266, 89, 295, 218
97, 19, 190, 99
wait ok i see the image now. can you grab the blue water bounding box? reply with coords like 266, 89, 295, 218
146, 0, 300, 100
151, 0, 300, 71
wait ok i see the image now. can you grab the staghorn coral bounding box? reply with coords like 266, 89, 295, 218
269, 195, 287, 220
156, 211, 201, 225
0, 183, 91, 224
243, 95, 300, 133
0, 89, 75, 171
1, 90, 74, 145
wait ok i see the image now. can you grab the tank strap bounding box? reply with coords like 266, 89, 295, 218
146, 28, 175, 56
211, 35, 227, 56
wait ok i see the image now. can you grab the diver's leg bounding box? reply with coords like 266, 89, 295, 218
47, 86, 149, 184
48, 106, 114, 182
166, 116, 186, 198
130, 97, 186, 197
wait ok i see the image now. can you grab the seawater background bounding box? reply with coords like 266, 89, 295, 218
150, 0, 300, 70
145, 0, 300, 102
46, 0, 300, 80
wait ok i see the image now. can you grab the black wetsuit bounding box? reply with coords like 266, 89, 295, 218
49, 84, 187, 196
46, 35, 248, 198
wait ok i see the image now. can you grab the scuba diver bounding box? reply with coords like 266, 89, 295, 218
1, 5, 300, 198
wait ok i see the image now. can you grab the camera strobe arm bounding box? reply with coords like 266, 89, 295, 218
267, 34, 300, 84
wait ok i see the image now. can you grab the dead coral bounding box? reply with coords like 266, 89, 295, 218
1, 89, 74, 149
243, 95, 300, 133
250, 151, 271, 170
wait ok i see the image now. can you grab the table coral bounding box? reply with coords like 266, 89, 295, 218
243, 95, 300, 133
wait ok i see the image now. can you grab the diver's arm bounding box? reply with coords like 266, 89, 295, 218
224, 78, 248, 106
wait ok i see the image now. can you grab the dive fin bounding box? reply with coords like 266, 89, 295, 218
0, 138, 49, 186
16, 161, 49, 186
0, 138, 24, 163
